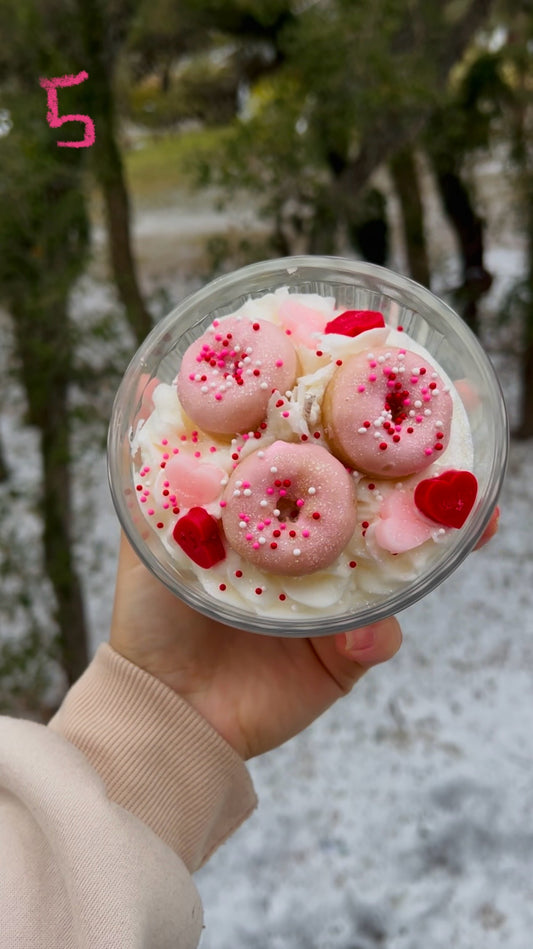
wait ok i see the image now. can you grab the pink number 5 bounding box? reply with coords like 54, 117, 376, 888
39, 71, 95, 148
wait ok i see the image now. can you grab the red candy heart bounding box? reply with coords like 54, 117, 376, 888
173, 507, 226, 568
324, 309, 385, 337
414, 470, 478, 529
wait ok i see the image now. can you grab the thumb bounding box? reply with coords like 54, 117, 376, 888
311, 616, 403, 697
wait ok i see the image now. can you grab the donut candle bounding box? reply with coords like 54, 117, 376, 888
129, 289, 478, 620
221, 441, 357, 575
177, 315, 298, 435
322, 346, 453, 477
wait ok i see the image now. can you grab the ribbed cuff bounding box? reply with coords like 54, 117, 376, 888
48, 644, 257, 872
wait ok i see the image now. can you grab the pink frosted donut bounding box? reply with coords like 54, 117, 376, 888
177, 315, 298, 435
323, 345, 453, 477
221, 440, 357, 576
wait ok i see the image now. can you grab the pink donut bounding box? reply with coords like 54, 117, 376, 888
323, 346, 453, 477
177, 315, 298, 435
221, 441, 357, 576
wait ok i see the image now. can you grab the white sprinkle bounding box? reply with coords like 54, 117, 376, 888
378, 355, 385, 363
233, 489, 241, 497
307, 487, 316, 495
358, 427, 368, 434
374, 431, 382, 439
412, 368, 420, 376
414, 400, 422, 408
243, 488, 252, 497
201, 386, 209, 393
257, 451, 265, 458
260, 382, 268, 390
258, 536, 266, 545
273, 509, 281, 516
245, 347, 253, 354
435, 420, 443, 427
220, 477, 228, 485
409, 409, 416, 417
239, 521, 247, 528
235, 480, 243, 488
260, 500, 268, 507
424, 409, 432, 416
270, 466, 278, 473
293, 548, 301, 556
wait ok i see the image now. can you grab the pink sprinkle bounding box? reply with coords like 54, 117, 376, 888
296, 499, 304, 507
416, 415, 423, 423
245, 533, 253, 541
302, 529, 310, 538
173, 448, 179, 454
215, 393, 223, 401
368, 373, 377, 382
162, 452, 169, 460
266, 487, 274, 495
264, 518, 271, 526
163, 480, 170, 487
282, 411, 290, 418
369, 360, 377, 368
209, 446, 217, 452
275, 359, 284, 367
424, 447, 433, 456
194, 451, 201, 458
279, 489, 287, 497
161, 438, 168, 446
358, 385, 365, 392
147, 509, 155, 516
219, 500, 227, 507
163, 503, 169, 509
253, 542, 260, 549
140, 497, 146, 503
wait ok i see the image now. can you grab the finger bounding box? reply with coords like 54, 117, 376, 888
474, 506, 500, 550
311, 616, 402, 696
335, 616, 403, 667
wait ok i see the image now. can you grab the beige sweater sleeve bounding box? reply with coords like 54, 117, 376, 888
0, 644, 257, 949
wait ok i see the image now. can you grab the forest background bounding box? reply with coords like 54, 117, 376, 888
0, 0, 531, 761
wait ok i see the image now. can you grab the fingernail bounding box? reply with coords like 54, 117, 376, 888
344, 627, 375, 653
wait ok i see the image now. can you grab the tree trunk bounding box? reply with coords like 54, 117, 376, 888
433, 167, 492, 334
77, 0, 152, 345
41, 374, 90, 683
12, 300, 90, 686
389, 148, 431, 287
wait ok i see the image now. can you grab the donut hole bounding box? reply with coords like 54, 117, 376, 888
276, 496, 301, 523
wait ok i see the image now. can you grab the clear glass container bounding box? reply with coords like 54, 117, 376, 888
108, 257, 508, 636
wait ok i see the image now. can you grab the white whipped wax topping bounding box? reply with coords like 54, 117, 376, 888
130, 292, 474, 617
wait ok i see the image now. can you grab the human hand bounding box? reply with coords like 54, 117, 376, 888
110, 534, 401, 759
110, 507, 499, 760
